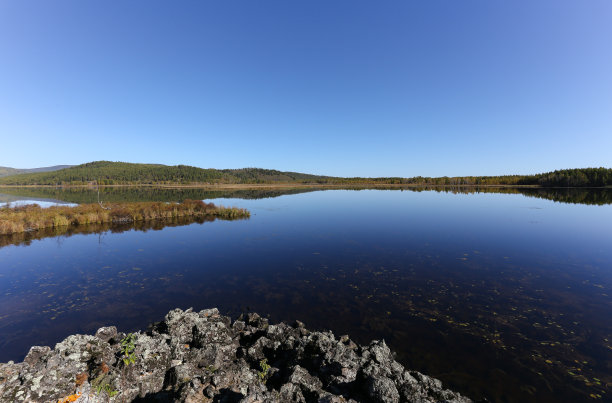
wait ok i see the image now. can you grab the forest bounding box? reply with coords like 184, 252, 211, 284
0, 161, 610, 187
0, 161, 328, 185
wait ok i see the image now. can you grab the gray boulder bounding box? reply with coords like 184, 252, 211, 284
0, 308, 471, 402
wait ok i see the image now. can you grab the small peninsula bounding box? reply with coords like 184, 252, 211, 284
0, 200, 249, 235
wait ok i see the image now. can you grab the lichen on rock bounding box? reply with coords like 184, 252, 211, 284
0, 308, 471, 402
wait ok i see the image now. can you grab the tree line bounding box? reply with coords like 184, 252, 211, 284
0, 161, 610, 188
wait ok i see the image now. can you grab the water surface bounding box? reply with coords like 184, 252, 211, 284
0, 188, 611, 402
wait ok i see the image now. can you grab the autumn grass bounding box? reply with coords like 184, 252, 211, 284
0, 199, 249, 235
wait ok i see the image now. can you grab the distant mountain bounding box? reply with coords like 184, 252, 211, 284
0, 161, 610, 187
0, 168, 19, 177
0, 165, 73, 178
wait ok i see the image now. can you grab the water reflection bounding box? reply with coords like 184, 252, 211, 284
0, 189, 610, 402
0, 192, 77, 208
0, 215, 221, 249
0, 186, 319, 205
1, 185, 612, 206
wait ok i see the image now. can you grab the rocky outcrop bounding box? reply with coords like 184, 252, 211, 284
0, 308, 471, 403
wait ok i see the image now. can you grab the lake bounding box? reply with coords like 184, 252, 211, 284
0, 186, 611, 402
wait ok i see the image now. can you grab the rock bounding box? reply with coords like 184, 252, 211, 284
23, 346, 50, 366
95, 326, 117, 342
366, 376, 400, 403
287, 365, 323, 396
0, 308, 472, 402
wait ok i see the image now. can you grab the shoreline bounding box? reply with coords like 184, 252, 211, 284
2, 183, 609, 190
0, 308, 471, 402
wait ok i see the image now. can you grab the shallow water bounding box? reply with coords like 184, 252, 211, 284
0, 188, 611, 402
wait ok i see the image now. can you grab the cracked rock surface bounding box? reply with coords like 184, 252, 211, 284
0, 308, 471, 402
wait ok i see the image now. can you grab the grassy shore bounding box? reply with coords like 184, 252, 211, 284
0, 199, 249, 235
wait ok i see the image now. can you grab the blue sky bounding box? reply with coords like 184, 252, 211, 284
0, 1, 610, 177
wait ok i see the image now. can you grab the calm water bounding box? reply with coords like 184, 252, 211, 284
1, 188, 611, 402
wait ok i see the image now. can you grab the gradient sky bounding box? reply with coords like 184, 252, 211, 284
0, 1, 610, 177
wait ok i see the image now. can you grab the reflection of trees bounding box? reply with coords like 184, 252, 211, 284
319, 186, 612, 205
0, 187, 320, 204
1, 185, 610, 206
511, 188, 612, 205
407, 186, 612, 205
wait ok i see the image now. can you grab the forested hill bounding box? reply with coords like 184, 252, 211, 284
0, 161, 332, 185
0, 161, 610, 187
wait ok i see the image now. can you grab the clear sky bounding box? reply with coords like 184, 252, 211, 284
0, 1, 610, 177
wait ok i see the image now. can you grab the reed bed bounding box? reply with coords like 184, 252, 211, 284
0, 199, 249, 235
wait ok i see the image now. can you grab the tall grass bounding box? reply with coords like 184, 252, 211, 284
0, 199, 249, 235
